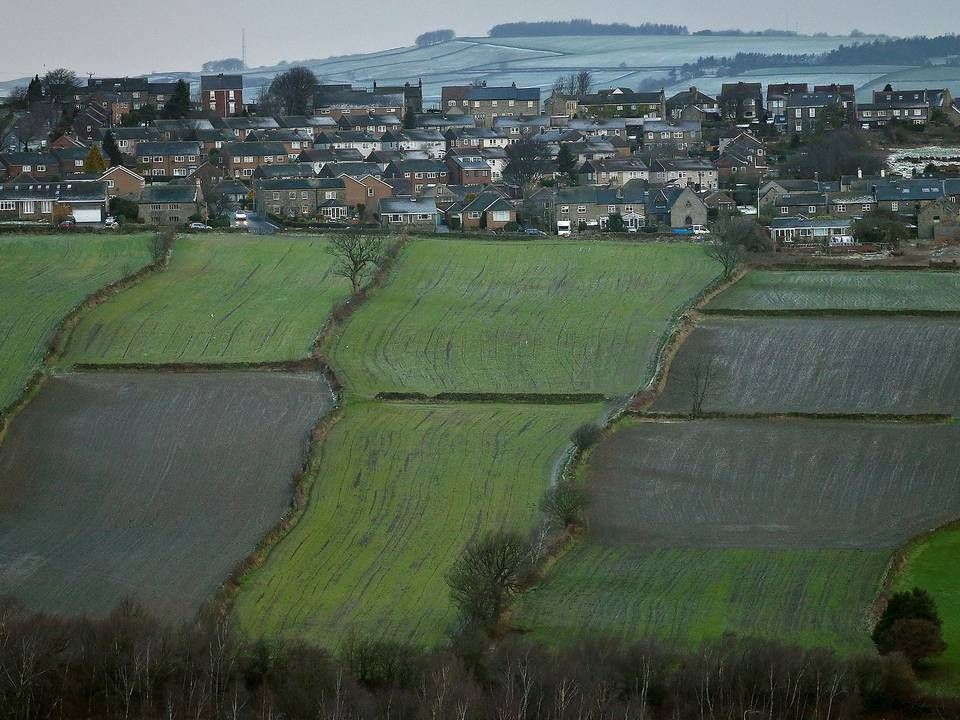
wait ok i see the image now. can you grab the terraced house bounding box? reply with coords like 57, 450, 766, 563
136, 141, 202, 178
786, 92, 845, 134
553, 183, 648, 232
254, 178, 348, 220
223, 141, 291, 178
441, 83, 542, 128
576, 88, 666, 119
383, 159, 448, 194
201, 73, 243, 117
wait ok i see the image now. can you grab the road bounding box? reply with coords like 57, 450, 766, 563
230, 211, 278, 235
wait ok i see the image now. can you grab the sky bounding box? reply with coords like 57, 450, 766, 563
0, 0, 954, 80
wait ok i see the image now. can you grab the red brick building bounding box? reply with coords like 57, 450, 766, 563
201, 74, 243, 117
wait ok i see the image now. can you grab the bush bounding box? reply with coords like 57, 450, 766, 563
340, 635, 422, 689
571, 422, 601, 451
110, 197, 139, 221
873, 586, 946, 666
541, 479, 590, 529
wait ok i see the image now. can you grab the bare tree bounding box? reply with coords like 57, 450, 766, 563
328, 232, 384, 294
40, 68, 79, 102
689, 352, 721, 417
503, 138, 550, 187
540, 479, 590, 529
574, 70, 593, 96
705, 216, 762, 278
264, 67, 317, 115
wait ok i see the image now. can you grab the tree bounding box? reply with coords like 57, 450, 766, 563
84, 145, 106, 174
201, 58, 246, 73
101, 130, 124, 166
541, 480, 590, 529
873, 587, 946, 666
26, 75, 43, 103
853, 209, 911, 250
265, 66, 317, 115
327, 232, 384, 293
41, 68, 79, 102
120, 104, 158, 127
503, 138, 550, 187
606, 212, 625, 232
781, 128, 882, 179
706, 216, 763, 277
574, 70, 593, 96
445, 531, 532, 630
415, 29, 455, 46
689, 352, 721, 417
162, 80, 192, 119
556, 143, 578, 186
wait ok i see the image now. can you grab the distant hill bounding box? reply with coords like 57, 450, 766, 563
489, 19, 688, 38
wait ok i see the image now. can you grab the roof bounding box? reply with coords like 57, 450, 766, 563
579, 91, 663, 106
777, 192, 828, 206
223, 141, 288, 156
254, 163, 316, 179
139, 184, 198, 204
386, 159, 446, 173
667, 87, 718, 107
767, 83, 808, 99
0, 151, 57, 166
314, 87, 404, 109
222, 117, 280, 130
319, 161, 383, 178
769, 216, 852, 230
137, 141, 202, 156
0, 179, 107, 202
786, 92, 842, 108
447, 156, 489, 170
279, 115, 338, 128
449, 190, 514, 215
256, 177, 345, 191
379, 196, 439, 214
467, 85, 540, 102
643, 120, 700, 133
873, 180, 947, 202
201, 74, 243, 91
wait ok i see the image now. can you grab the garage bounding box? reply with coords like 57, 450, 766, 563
71, 208, 102, 223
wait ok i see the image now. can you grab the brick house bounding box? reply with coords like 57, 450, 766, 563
100, 165, 145, 199
137, 141, 203, 178
445, 155, 491, 186
223, 141, 291, 179
446, 190, 516, 230
0, 152, 59, 180
339, 173, 395, 218
383, 159, 448, 194
201, 74, 243, 117
0, 179, 108, 223
138, 183, 204, 225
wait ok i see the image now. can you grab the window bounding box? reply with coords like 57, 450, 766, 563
835, 204, 846, 213
808, 108, 816, 118
232, 156, 241, 164
153, 169, 164, 176
325, 191, 336, 200
272, 192, 280, 200
808, 206, 817, 213
795, 123, 803, 132
173, 168, 188, 176
491, 100, 498, 107
188, 155, 197, 162
608, 205, 617, 213
243, 156, 254, 163
154, 156, 163, 163
36, 165, 45, 172
527, 100, 534, 108
862, 204, 872, 212
577, 205, 586, 214
492, 210, 511, 222
106, 180, 115, 188
301, 205, 309, 214
891, 202, 899, 211
367, 187, 375, 197
22, 201, 34, 214
22, 165, 31, 172
560, 205, 569, 214
288, 191, 297, 199
469, 211, 481, 219
780, 207, 789, 214
418, 213, 431, 220
0, 201, 15, 211
625, 205, 634, 213
242, 168, 253, 177
175, 155, 185, 163
389, 213, 403, 222
509, 99, 515, 107
40, 200, 53, 213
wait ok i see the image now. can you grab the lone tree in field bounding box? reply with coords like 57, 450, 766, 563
689, 352, 721, 417
873, 587, 946, 667
706, 216, 767, 278
541, 479, 590, 529
328, 232, 384, 294
446, 531, 532, 630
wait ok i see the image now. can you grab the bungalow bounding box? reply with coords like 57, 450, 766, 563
769, 216, 852, 245
446, 190, 516, 230
137, 141, 203, 178
138, 183, 204, 225
565, 118, 628, 138
254, 177, 348, 221
153, 119, 215, 141
379, 196, 439, 228
0, 178, 108, 223
390, 129, 447, 158
318, 161, 385, 181
873, 179, 947, 219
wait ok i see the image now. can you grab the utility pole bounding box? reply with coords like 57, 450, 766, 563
242, 28, 246, 68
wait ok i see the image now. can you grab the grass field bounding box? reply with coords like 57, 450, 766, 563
519, 418, 960, 647
707, 270, 960, 312
0, 371, 334, 621
653, 316, 960, 415
0, 234, 152, 410
519, 545, 887, 650
234, 400, 601, 647
327, 240, 718, 398
64, 235, 352, 365
892, 527, 960, 693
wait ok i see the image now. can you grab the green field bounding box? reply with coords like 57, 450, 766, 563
328, 240, 718, 398
64, 235, 352, 365
892, 527, 960, 693
518, 544, 887, 650
234, 401, 600, 647
707, 270, 960, 312
0, 234, 152, 410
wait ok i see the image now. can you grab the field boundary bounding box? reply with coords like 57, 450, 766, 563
701, 307, 960, 318
0, 243, 165, 444
375, 391, 608, 403
630, 411, 955, 424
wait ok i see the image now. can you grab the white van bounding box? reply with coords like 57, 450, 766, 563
556, 220, 572, 236
691, 225, 711, 235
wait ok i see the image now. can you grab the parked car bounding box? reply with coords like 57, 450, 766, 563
234, 210, 248, 225
692, 225, 711, 235
189, 222, 213, 231
58, 216, 76, 230
104, 216, 119, 229
524, 228, 547, 237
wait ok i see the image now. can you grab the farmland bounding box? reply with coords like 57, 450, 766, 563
653, 316, 960, 415
517, 418, 960, 646
234, 400, 601, 647
64, 235, 352, 365
0, 370, 334, 622
327, 240, 718, 398
0, 234, 152, 410
707, 270, 960, 312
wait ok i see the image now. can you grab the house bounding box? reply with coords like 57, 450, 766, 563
99, 165, 144, 199
278, 115, 339, 139
703, 191, 736, 213
717, 132, 768, 180
384, 159, 448, 194
641, 120, 702, 154
785, 93, 845, 134
254, 177, 347, 220
412, 113, 477, 130
565, 118, 628, 138
649, 158, 718, 191
0, 152, 59, 180
918, 199, 960, 239
873, 179, 947, 219
553, 183, 648, 232
666, 87, 719, 120
390, 129, 446, 158
153, 119, 215, 141
52, 147, 94, 177
814, 84, 857, 111
72, 104, 110, 141
441, 83, 542, 128
492, 115, 551, 137
826, 193, 877, 218
102, 126, 162, 157
774, 192, 829, 217
253, 163, 316, 180
645, 186, 708, 229
138, 183, 204, 225
220, 117, 281, 140
201, 74, 243, 117
0, 178, 109, 223
189, 128, 237, 155
857, 88, 935, 128
222, 141, 291, 179
759, 179, 838, 206
314, 131, 382, 156
768, 216, 852, 245
137, 141, 203, 178
446, 190, 517, 230
578, 158, 649, 186
379, 196, 439, 228
445, 155, 491, 186
313, 84, 406, 120
340, 173, 395, 218
371, 80, 424, 117
444, 127, 510, 151
766, 83, 808, 121
719, 82, 764, 122
244, 129, 314, 155
318, 161, 385, 181
338, 113, 402, 134
575, 88, 665, 119
207, 179, 250, 214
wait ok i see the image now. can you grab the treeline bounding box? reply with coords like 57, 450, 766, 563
488, 19, 688, 38
686, 33, 960, 75
415, 29, 455, 46
0, 595, 950, 720
692, 28, 800, 37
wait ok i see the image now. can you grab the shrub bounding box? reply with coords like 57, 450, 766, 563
571, 422, 601, 451
541, 479, 590, 529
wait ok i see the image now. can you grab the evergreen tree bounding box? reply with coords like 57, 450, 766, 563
27, 75, 43, 103
557, 144, 578, 186
84, 145, 107, 174
162, 80, 192, 119
873, 587, 946, 666
101, 130, 124, 166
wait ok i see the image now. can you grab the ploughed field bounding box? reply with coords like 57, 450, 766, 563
63, 235, 352, 365
234, 401, 601, 647
519, 418, 960, 648
0, 371, 334, 622
706, 270, 960, 313
327, 239, 719, 398
0, 234, 152, 410
652, 316, 960, 415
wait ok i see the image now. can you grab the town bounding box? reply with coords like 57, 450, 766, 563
3, 69, 959, 248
